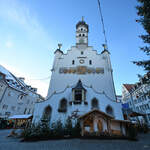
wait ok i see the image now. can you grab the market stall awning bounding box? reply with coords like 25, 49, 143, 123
9, 114, 33, 119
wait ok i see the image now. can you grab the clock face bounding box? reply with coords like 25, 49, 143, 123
79, 59, 84, 64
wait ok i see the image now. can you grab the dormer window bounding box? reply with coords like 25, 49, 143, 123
72, 80, 86, 104
75, 90, 82, 101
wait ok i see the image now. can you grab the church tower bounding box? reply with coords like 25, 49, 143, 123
76, 17, 89, 46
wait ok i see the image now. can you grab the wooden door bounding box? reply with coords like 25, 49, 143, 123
97, 120, 103, 132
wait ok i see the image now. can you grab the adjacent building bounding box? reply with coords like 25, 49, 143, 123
122, 73, 150, 125
0, 65, 44, 119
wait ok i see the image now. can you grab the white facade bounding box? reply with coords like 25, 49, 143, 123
33, 20, 124, 126
0, 66, 44, 119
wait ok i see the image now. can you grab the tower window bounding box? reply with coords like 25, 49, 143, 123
72, 60, 75, 65
82, 34, 85, 37
81, 28, 83, 31
79, 34, 81, 37
81, 51, 83, 55
89, 60, 92, 65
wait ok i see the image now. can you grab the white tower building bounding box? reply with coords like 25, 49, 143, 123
76, 17, 88, 46
33, 19, 128, 136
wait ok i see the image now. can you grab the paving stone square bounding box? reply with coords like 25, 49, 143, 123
0, 130, 150, 150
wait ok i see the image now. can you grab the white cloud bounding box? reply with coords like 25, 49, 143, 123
0, 0, 53, 97
0, 0, 53, 46
0, 0, 37, 31
5, 41, 13, 48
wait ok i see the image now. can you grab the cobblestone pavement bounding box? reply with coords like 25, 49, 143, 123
0, 129, 150, 150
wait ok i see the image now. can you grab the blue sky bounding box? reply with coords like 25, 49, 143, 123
0, 0, 147, 97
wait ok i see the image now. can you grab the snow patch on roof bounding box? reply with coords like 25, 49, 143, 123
0, 64, 16, 81
9, 114, 32, 119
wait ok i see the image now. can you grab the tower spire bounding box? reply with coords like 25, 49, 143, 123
76, 19, 89, 46
82, 16, 84, 22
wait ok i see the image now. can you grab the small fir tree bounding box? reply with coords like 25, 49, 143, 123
64, 117, 73, 136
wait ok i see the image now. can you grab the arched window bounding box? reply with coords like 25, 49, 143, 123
81, 28, 83, 31
72, 60, 75, 65
106, 105, 114, 116
91, 98, 99, 109
82, 34, 85, 37
89, 60, 92, 65
42, 106, 52, 123
58, 99, 67, 113
79, 34, 81, 37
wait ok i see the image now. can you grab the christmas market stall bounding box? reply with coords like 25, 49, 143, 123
9, 114, 33, 128
79, 109, 130, 137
